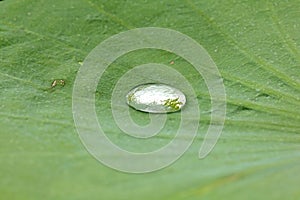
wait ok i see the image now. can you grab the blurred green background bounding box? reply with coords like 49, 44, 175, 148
1, 0, 300, 199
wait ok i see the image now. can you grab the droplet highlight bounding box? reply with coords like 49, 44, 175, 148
126, 83, 186, 113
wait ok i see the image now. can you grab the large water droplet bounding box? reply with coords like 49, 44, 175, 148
126, 83, 186, 113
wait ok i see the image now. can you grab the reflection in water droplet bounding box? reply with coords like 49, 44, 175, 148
126, 83, 186, 113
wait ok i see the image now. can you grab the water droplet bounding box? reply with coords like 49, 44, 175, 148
126, 83, 186, 113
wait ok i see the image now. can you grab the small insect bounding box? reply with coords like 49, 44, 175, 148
170, 61, 175, 65
51, 79, 65, 88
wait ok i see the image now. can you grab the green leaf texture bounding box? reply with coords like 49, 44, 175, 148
1, 0, 299, 199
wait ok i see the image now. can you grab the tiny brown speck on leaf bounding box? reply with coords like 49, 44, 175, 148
51, 79, 66, 88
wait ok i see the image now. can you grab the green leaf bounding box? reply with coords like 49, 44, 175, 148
1, 0, 299, 199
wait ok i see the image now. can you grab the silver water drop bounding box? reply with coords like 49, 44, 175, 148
126, 83, 186, 113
